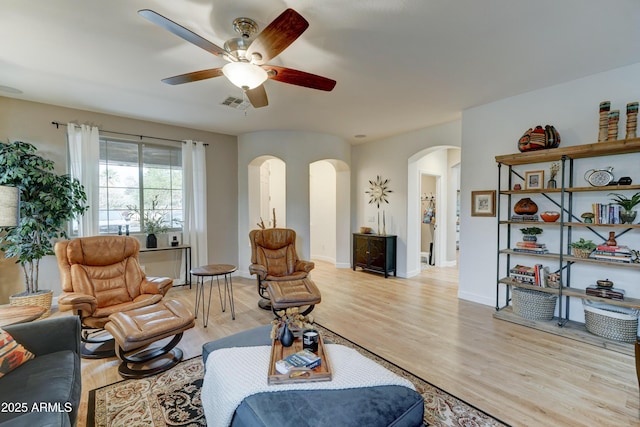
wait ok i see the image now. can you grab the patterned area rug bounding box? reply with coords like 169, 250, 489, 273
88, 325, 509, 427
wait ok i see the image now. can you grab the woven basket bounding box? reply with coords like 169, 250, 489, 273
512, 287, 558, 321
572, 248, 593, 258
583, 300, 639, 342
9, 290, 53, 319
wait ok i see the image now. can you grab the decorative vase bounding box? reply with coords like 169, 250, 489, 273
514, 198, 538, 214
522, 235, 537, 242
605, 231, 617, 247
146, 233, 158, 249
546, 179, 557, 189
620, 210, 637, 224
279, 323, 294, 347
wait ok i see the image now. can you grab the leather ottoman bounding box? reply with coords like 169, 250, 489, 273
202, 325, 424, 427
267, 278, 321, 315
105, 299, 195, 378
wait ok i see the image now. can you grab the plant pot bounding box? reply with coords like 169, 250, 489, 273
9, 289, 53, 319
620, 210, 637, 224
522, 235, 537, 242
146, 233, 158, 248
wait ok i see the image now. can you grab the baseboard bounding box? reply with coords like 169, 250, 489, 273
457, 290, 494, 307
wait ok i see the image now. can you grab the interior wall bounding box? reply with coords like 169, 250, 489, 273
310, 161, 337, 263
352, 121, 462, 278
459, 62, 640, 323
0, 96, 238, 302
237, 130, 351, 277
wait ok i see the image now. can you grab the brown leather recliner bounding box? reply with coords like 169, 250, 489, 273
55, 235, 173, 358
249, 228, 321, 314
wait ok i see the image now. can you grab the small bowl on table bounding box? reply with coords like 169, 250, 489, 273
540, 211, 560, 222
359, 226, 372, 234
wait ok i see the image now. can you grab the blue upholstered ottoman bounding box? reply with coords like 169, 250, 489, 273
202, 325, 424, 427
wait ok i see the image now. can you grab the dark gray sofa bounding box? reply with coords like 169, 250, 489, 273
203, 325, 424, 427
0, 315, 82, 427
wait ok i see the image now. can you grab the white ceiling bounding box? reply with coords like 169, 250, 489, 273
2, 0, 640, 144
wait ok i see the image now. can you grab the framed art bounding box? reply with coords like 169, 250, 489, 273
524, 170, 544, 190
471, 190, 496, 217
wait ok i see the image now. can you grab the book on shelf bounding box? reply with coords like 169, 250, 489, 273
510, 214, 539, 222
275, 349, 322, 374
591, 203, 621, 224
585, 286, 625, 300
510, 264, 535, 275
509, 264, 548, 287
512, 247, 549, 254
591, 253, 632, 263
595, 245, 631, 254
515, 241, 547, 249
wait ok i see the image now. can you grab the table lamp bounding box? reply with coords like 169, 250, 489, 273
0, 185, 19, 227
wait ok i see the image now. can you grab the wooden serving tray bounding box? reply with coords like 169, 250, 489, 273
268, 333, 332, 385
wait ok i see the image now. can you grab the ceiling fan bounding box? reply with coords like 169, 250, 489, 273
138, 8, 336, 108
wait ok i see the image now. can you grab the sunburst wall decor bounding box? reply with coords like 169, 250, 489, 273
366, 175, 392, 208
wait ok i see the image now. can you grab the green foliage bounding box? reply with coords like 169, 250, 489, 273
569, 238, 596, 250
127, 194, 173, 235
520, 227, 543, 235
608, 192, 640, 211
0, 141, 88, 293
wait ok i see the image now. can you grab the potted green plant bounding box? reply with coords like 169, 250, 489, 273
127, 195, 173, 248
520, 226, 543, 242
0, 141, 88, 315
569, 238, 596, 258
608, 192, 640, 224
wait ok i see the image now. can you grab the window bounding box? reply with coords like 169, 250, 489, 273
99, 138, 182, 234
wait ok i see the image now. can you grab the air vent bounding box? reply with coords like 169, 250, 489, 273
221, 96, 250, 110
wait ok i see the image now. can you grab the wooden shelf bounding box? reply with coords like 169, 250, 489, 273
564, 221, 640, 229
495, 137, 640, 166
500, 250, 640, 269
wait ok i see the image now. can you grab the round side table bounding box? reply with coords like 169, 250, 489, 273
190, 264, 237, 327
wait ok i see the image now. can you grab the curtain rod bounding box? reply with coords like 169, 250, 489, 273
51, 121, 208, 146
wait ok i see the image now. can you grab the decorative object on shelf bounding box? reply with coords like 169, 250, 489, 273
524, 170, 544, 190
596, 279, 614, 288
547, 272, 561, 289
617, 176, 632, 185
540, 211, 560, 222
570, 238, 596, 258
520, 227, 543, 242
605, 231, 617, 247
470, 190, 496, 217
359, 226, 372, 234
513, 183, 521, 191
584, 166, 614, 186
598, 101, 611, 142
580, 212, 594, 223
547, 162, 560, 189
582, 300, 639, 343
608, 192, 640, 224
631, 249, 640, 264
127, 194, 175, 248
517, 125, 561, 152
513, 197, 538, 215
607, 110, 620, 141
171, 235, 179, 247
626, 102, 638, 139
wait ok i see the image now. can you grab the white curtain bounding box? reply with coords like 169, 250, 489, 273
67, 123, 99, 236
182, 140, 208, 271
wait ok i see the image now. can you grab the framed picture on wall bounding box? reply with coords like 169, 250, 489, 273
471, 190, 496, 217
524, 170, 544, 190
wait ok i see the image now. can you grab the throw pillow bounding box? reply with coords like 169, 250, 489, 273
0, 328, 35, 378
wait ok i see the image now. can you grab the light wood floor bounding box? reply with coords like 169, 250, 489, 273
56, 260, 640, 427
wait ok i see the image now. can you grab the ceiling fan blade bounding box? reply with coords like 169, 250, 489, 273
138, 9, 231, 60
265, 66, 336, 91
246, 9, 309, 64
245, 85, 269, 108
161, 68, 224, 85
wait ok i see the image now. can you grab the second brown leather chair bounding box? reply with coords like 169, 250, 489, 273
55, 235, 173, 358
249, 228, 321, 314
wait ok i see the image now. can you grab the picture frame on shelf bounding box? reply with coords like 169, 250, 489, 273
471, 190, 496, 217
525, 170, 544, 190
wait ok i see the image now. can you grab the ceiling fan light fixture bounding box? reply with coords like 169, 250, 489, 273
222, 62, 268, 90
